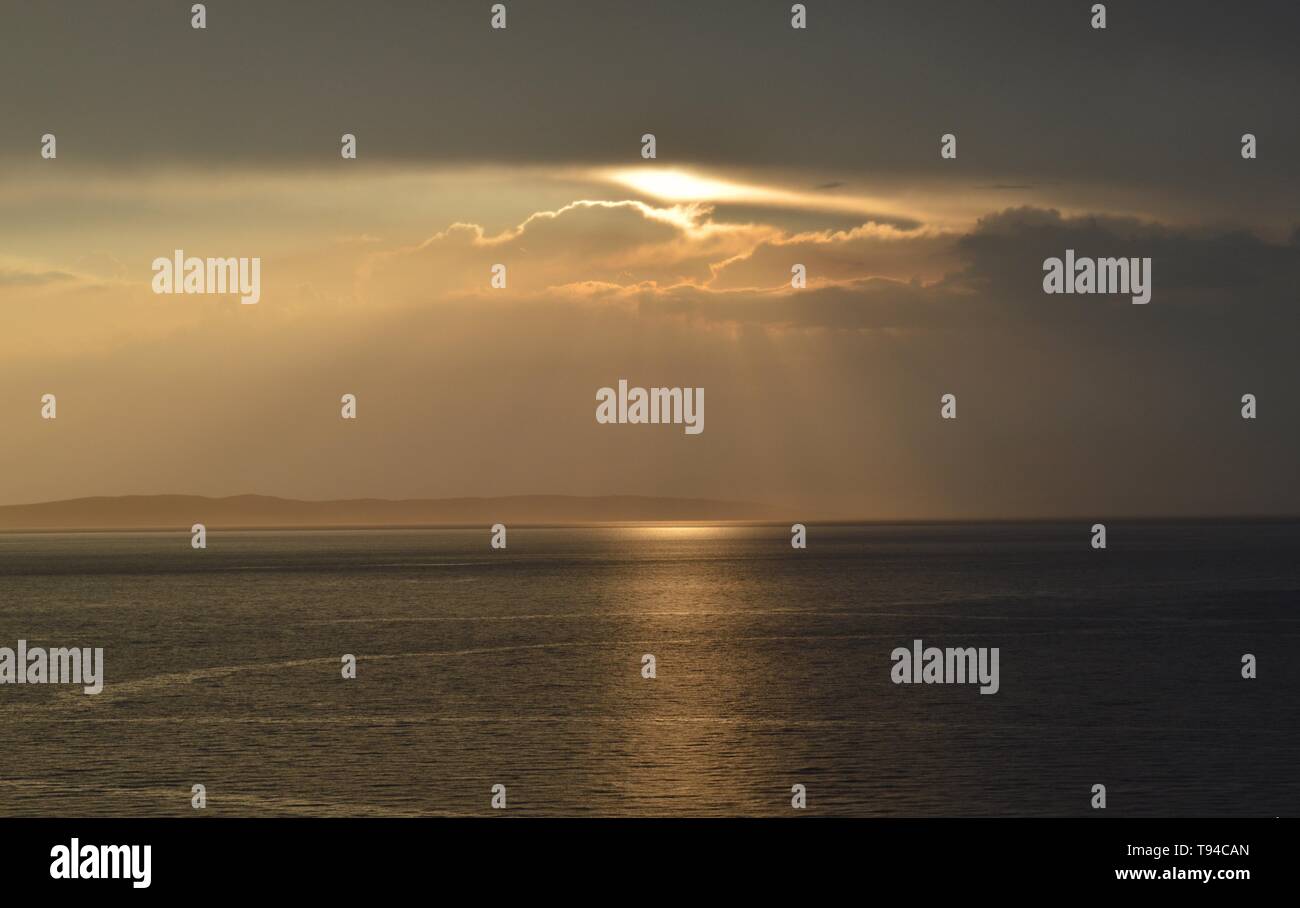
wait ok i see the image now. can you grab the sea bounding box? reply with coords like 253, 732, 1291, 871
0, 522, 1296, 816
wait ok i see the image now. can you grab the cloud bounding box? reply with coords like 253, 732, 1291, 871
360, 200, 777, 301
359, 195, 954, 308
359, 201, 1300, 344
953, 207, 1300, 302
707, 223, 958, 291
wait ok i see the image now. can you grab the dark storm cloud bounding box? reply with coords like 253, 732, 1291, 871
952, 208, 1300, 301
4, 0, 1298, 194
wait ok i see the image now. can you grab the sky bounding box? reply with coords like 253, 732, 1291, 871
1, 0, 1298, 518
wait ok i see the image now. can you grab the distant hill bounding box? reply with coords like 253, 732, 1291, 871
0, 494, 781, 530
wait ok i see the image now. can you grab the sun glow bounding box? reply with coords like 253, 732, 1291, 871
603, 168, 761, 203
597, 165, 946, 227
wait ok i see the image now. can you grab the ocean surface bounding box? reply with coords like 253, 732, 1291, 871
0, 522, 1296, 817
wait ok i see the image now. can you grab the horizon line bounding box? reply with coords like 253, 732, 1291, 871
0, 492, 1296, 533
